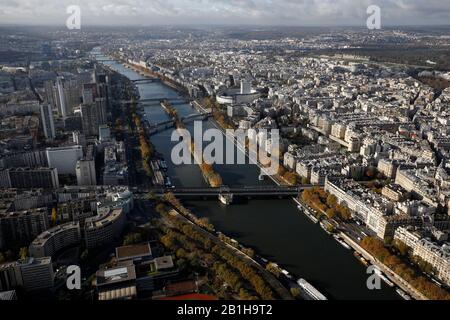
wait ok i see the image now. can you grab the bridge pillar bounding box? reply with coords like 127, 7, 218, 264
258, 169, 265, 181
218, 193, 233, 205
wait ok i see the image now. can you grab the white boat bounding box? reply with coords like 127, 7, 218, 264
396, 288, 411, 300
297, 205, 318, 224
373, 267, 395, 287
333, 235, 351, 250
297, 278, 327, 300
380, 274, 395, 288
281, 269, 292, 279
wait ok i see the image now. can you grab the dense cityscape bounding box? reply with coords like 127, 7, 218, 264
0, 4, 450, 306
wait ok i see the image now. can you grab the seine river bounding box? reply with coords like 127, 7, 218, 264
95, 49, 398, 300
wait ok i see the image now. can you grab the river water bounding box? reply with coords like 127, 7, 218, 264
95, 50, 399, 300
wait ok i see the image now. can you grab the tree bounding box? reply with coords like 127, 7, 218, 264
19, 247, 28, 260
155, 203, 169, 215
394, 240, 409, 256
326, 208, 336, 219
0, 252, 5, 263
51, 207, 58, 226
123, 233, 143, 246
290, 287, 301, 299
326, 194, 338, 207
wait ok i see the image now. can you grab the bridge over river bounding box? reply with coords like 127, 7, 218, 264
144, 112, 213, 134
115, 98, 188, 106
134, 184, 317, 199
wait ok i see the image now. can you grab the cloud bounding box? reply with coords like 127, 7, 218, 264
0, 0, 449, 26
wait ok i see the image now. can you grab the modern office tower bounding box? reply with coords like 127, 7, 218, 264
16, 257, 54, 292
72, 131, 87, 149
76, 146, 97, 186
56, 76, 68, 118
56, 77, 81, 118
99, 125, 111, 143
0, 167, 59, 189
0, 208, 50, 248
46, 145, 83, 175
76, 159, 96, 186
80, 103, 100, 136
29, 222, 81, 258
0, 263, 20, 291
82, 87, 94, 104
39, 103, 56, 140
43, 80, 56, 109
95, 97, 108, 125
0, 150, 48, 170
82, 83, 97, 104
66, 79, 81, 114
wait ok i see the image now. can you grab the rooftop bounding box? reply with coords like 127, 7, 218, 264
115, 242, 152, 261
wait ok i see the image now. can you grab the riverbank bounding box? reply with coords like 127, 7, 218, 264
94, 51, 401, 300
193, 98, 433, 300
339, 233, 428, 300
157, 196, 294, 300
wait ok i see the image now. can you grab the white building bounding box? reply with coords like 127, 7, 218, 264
56, 76, 68, 118
39, 103, 55, 140
394, 227, 450, 286
29, 222, 81, 258
99, 125, 111, 143
46, 145, 83, 175
76, 159, 97, 186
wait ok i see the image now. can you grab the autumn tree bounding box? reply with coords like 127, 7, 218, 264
19, 247, 28, 260
51, 207, 58, 226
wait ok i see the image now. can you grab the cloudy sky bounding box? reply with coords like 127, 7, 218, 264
0, 0, 449, 26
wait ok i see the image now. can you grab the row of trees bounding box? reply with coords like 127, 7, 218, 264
393, 239, 437, 275
301, 188, 351, 221
202, 97, 235, 130
361, 237, 450, 300
200, 162, 223, 187
160, 218, 260, 299
162, 193, 215, 231
133, 112, 155, 178
188, 140, 223, 187
277, 166, 298, 186
156, 204, 276, 300
211, 245, 275, 300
